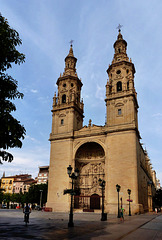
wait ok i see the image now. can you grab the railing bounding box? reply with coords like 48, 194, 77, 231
74, 195, 101, 210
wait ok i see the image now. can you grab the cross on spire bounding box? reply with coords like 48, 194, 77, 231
116, 24, 123, 32
69, 40, 74, 47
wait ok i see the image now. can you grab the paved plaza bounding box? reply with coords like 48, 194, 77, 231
0, 209, 162, 239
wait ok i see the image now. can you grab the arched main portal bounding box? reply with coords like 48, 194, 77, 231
74, 142, 105, 210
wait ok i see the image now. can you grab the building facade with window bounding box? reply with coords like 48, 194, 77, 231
1, 174, 36, 194
1, 176, 14, 194
36, 166, 49, 184
47, 30, 157, 214
13, 174, 36, 193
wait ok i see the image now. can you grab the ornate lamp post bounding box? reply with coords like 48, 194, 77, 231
127, 189, 131, 216
116, 184, 121, 218
67, 165, 79, 227
98, 178, 107, 221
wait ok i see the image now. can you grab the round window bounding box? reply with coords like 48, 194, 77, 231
63, 83, 66, 87
116, 70, 121, 75
71, 83, 74, 87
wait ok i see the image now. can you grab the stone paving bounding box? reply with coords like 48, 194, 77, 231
0, 209, 161, 239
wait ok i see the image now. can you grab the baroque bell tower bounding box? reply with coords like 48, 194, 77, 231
105, 29, 141, 213
51, 43, 84, 135
47, 43, 84, 211
105, 28, 138, 132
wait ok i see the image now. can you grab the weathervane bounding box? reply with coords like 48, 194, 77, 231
116, 24, 123, 32
69, 40, 74, 47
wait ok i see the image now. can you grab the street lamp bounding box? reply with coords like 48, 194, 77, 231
40, 190, 43, 209
98, 178, 107, 221
67, 165, 79, 227
116, 184, 121, 218
127, 189, 131, 216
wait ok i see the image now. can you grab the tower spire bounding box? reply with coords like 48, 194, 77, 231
106, 30, 138, 130
67, 40, 75, 58
62, 41, 77, 76
110, 27, 129, 64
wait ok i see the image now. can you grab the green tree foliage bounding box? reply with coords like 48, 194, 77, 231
2, 193, 11, 208
0, 184, 48, 207
10, 193, 23, 204
0, 13, 26, 163
25, 183, 48, 205
0, 191, 4, 203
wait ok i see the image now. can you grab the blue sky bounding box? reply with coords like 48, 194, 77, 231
0, 0, 162, 184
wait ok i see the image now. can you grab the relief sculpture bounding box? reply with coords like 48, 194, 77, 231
75, 142, 105, 209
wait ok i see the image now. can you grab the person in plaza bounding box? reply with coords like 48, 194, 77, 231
23, 203, 31, 223
120, 207, 125, 222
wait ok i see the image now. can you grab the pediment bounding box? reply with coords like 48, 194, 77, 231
115, 103, 124, 107
59, 113, 66, 118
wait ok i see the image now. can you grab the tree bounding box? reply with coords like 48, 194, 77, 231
0, 13, 26, 163
25, 183, 48, 205
3, 193, 11, 208
0, 191, 4, 203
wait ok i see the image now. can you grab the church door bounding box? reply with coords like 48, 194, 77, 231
90, 194, 100, 209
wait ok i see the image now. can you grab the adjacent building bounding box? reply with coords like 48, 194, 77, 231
1, 174, 36, 194
36, 166, 49, 184
13, 174, 36, 194
1, 176, 15, 194
1, 166, 49, 194
47, 29, 158, 214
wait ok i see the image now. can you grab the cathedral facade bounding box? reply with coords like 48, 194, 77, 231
46, 30, 157, 214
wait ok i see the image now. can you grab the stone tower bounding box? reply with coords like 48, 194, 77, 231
51, 43, 84, 134
46, 44, 84, 211
105, 29, 138, 130
104, 29, 141, 213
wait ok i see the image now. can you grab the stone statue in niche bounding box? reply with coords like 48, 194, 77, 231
93, 164, 98, 173
92, 176, 98, 186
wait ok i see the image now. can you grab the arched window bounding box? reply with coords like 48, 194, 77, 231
62, 94, 66, 103
118, 109, 122, 115
61, 119, 64, 125
117, 81, 122, 92
127, 81, 129, 90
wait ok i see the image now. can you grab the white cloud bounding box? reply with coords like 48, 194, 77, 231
152, 113, 162, 118
30, 89, 38, 93
25, 135, 38, 142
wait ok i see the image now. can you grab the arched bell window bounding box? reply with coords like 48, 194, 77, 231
62, 94, 66, 103
117, 81, 122, 92
61, 119, 64, 125
127, 81, 129, 90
